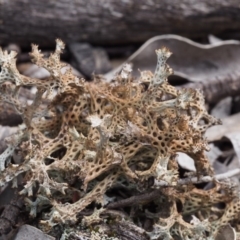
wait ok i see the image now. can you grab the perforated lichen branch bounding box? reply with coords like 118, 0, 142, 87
0, 40, 239, 239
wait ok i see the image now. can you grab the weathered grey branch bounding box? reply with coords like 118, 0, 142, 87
155, 169, 240, 187
1, 0, 240, 48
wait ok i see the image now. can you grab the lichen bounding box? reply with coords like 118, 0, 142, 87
0, 40, 239, 239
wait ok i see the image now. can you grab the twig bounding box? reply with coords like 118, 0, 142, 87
107, 219, 149, 240
107, 169, 240, 209
155, 168, 240, 187
215, 168, 240, 179
106, 189, 161, 209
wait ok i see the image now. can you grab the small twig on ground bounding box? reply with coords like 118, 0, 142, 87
106, 189, 161, 209
107, 169, 240, 209
155, 168, 240, 186
107, 219, 149, 240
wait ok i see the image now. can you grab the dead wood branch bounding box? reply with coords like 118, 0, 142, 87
1, 0, 240, 48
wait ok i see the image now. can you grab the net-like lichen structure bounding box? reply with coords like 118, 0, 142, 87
0, 40, 240, 239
